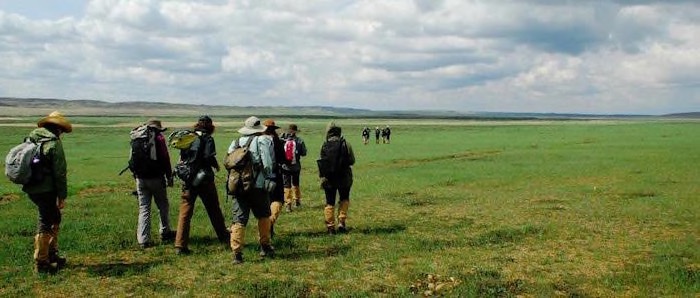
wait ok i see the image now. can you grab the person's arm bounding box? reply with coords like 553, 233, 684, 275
51, 140, 68, 201
155, 134, 173, 179
204, 135, 219, 171
297, 137, 307, 157
345, 140, 355, 166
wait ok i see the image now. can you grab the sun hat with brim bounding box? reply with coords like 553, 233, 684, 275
262, 119, 279, 129
238, 116, 267, 135
146, 118, 167, 131
37, 111, 72, 133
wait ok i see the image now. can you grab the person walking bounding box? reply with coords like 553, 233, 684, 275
361, 127, 370, 145
227, 116, 276, 264
173, 115, 229, 255
384, 125, 392, 144
129, 119, 175, 249
281, 124, 307, 211
317, 121, 355, 234
374, 126, 380, 144
20, 111, 72, 273
262, 119, 286, 237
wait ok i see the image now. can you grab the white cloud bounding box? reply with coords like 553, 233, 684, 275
0, 0, 697, 114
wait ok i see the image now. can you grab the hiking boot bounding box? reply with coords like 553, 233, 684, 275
337, 224, 348, 234
259, 245, 275, 258
327, 227, 336, 235
49, 252, 67, 269
35, 262, 56, 274
161, 231, 176, 242
233, 252, 244, 265
175, 247, 191, 255
295, 200, 301, 207
285, 205, 292, 212
139, 242, 153, 249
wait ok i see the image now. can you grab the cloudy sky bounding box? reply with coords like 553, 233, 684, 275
0, 0, 698, 114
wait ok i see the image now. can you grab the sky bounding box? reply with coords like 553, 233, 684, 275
0, 0, 698, 114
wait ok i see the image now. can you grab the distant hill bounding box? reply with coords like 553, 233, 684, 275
0, 97, 691, 119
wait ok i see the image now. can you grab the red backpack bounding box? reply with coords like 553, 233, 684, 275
284, 138, 297, 165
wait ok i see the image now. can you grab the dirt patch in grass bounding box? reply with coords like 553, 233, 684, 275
0, 193, 21, 205
468, 225, 544, 247
392, 150, 501, 166
78, 185, 131, 198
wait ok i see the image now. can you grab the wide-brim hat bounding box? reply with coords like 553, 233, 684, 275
37, 111, 72, 133
262, 119, 280, 129
238, 116, 267, 135
146, 118, 167, 131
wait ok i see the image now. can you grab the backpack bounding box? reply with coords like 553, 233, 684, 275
316, 138, 347, 178
284, 138, 297, 164
224, 136, 258, 196
168, 129, 198, 150
127, 125, 160, 177
5, 137, 54, 184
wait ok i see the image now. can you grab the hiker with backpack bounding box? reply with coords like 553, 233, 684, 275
172, 115, 229, 255
9, 111, 72, 273
361, 127, 370, 145
374, 126, 380, 144
262, 119, 286, 237
317, 121, 355, 234
225, 116, 276, 264
126, 119, 176, 249
281, 124, 307, 211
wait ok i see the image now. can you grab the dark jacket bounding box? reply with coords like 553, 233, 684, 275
281, 134, 307, 172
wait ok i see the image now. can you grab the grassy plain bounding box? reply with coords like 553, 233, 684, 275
0, 117, 698, 297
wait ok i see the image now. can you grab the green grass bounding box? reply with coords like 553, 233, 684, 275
1, 118, 699, 297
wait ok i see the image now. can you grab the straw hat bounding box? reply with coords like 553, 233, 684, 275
37, 111, 72, 133
237, 116, 266, 135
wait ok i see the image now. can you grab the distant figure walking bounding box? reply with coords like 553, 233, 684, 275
375, 126, 380, 144
361, 127, 370, 145
317, 121, 355, 234
281, 124, 307, 211
382, 125, 392, 144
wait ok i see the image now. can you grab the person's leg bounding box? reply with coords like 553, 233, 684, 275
230, 196, 252, 264
136, 178, 153, 247
337, 187, 351, 233
291, 171, 302, 207
151, 178, 174, 241
175, 187, 196, 253
323, 186, 338, 234
282, 172, 293, 211
199, 181, 229, 243
29, 192, 60, 272
250, 189, 273, 257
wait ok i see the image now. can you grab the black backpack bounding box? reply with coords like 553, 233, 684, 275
127, 125, 161, 177
317, 138, 347, 178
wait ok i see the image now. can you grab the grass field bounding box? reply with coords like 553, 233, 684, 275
0, 117, 698, 297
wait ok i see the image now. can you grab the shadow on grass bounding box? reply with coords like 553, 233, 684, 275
78, 260, 167, 278
468, 225, 544, 247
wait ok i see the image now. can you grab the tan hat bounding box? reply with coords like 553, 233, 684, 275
37, 111, 72, 133
262, 119, 279, 129
237, 116, 266, 135
146, 118, 167, 131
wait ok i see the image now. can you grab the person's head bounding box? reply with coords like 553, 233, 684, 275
194, 115, 215, 133
146, 118, 167, 132
287, 124, 299, 136
262, 119, 280, 136
325, 121, 342, 138
37, 111, 72, 136
238, 116, 266, 136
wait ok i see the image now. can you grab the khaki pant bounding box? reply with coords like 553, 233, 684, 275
175, 181, 229, 249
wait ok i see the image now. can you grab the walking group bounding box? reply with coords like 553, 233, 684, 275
362, 125, 391, 145
5, 111, 356, 273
